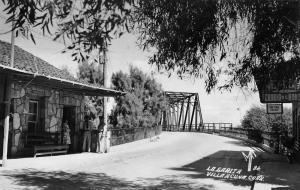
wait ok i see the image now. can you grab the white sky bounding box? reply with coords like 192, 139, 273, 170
0, 8, 267, 127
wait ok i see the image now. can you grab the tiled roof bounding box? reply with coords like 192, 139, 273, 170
0, 40, 126, 96
0, 40, 84, 83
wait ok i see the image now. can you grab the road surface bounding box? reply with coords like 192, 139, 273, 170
0, 132, 299, 190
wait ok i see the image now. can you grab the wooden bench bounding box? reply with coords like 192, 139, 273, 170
34, 144, 68, 157
24, 132, 69, 157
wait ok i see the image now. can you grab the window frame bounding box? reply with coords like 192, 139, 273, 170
27, 100, 39, 133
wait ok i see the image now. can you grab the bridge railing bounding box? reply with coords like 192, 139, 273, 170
217, 127, 275, 148
162, 124, 201, 132
202, 126, 277, 152
164, 123, 277, 152
202, 123, 233, 133
163, 123, 233, 132
110, 125, 162, 146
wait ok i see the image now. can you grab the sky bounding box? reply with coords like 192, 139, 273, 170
0, 8, 266, 127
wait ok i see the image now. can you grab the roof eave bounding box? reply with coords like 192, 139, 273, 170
0, 65, 126, 97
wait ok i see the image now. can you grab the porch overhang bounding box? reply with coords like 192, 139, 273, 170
0, 64, 126, 97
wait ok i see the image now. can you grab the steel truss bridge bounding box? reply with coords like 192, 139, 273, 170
163, 91, 203, 131
162, 91, 232, 132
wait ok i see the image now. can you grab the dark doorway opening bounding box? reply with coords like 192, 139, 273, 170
62, 106, 77, 153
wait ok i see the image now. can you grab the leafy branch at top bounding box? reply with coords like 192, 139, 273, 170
2, 0, 300, 93
2, 0, 135, 63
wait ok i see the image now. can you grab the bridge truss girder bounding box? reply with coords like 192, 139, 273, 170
163, 91, 203, 131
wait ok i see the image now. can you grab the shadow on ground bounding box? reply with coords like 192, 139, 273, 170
0, 169, 214, 190
259, 161, 300, 190
170, 141, 300, 190
2, 139, 300, 190
170, 150, 259, 188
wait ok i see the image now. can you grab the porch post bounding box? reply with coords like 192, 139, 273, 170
2, 76, 11, 167
2, 21, 14, 166
101, 44, 109, 153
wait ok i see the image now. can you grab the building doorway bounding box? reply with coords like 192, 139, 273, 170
62, 106, 76, 153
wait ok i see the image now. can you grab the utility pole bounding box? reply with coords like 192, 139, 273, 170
2, 19, 15, 167
103, 47, 109, 153
99, 42, 109, 153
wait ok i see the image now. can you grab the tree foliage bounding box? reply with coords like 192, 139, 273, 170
2, 0, 134, 63
78, 62, 103, 85
135, 0, 300, 92
78, 62, 104, 116
110, 66, 166, 129
2, 0, 300, 93
241, 105, 292, 134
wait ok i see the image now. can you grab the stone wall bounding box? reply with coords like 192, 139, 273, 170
11, 82, 28, 156
10, 81, 85, 157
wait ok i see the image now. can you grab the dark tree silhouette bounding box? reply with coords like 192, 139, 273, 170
135, 0, 300, 92
2, 0, 300, 93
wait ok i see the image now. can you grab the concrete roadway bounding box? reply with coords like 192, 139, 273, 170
0, 132, 300, 190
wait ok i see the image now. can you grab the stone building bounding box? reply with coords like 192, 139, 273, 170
0, 40, 123, 157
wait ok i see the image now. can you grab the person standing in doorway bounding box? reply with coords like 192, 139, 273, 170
82, 115, 92, 152
63, 120, 71, 152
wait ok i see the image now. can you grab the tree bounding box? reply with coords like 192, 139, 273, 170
268, 108, 293, 135
241, 106, 269, 131
78, 62, 103, 85
134, 0, 300, 92
110, 66, 166, 129
2, 0, 300, 93
2, 0, 134, 63
241, 105, 292, 134
78, 62, 104, 116
241, 105, 292, 144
